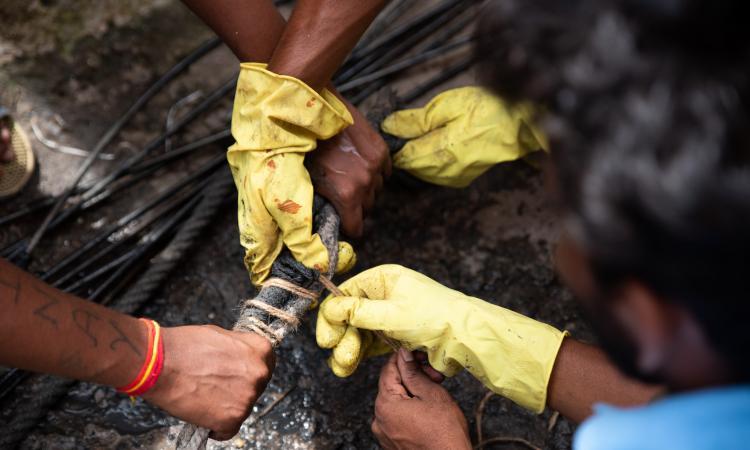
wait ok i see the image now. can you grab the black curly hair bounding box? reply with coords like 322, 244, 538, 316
478, 0, 750, 378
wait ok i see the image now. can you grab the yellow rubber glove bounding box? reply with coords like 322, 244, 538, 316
382, 86, 547, 188
316, 265, 567, 413
228, 63, 356, 286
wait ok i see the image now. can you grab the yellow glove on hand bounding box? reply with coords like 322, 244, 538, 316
228, 63, 356, 286
316, 265, 566, 413
382, 86, 547, 188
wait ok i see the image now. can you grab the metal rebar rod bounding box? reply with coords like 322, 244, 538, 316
8, 77, 235, 266
0, 370, 25, 401
349, 8, 478, 105
25, 37, 222, 259
338, 0, 460, 78
339, 0, 468, 86
64, 247, 142, 294
42, 154, 226, 281
128, 128, 231, 175
55, 171, 216, 289
351, 0, 413, 57
79, 77, 236, 205
400, 56, 476, 105
338, 37, 474, 93
335, 0, 466, 84
51, 188, 198, 289
4, 82, 233, 270
1, 161, 173, 262
0, 197, 57, 227
0, 183, 215, 418
88, 192, 205, 303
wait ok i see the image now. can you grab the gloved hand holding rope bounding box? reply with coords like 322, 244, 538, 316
175, 197, 345, 449
176, 64, 359, 450
177, 64, 553, 448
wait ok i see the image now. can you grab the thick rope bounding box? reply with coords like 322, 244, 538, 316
262, 277, 318, 302
245, 299, 301, 327
175, 200, 341, 450
0, 174, 233, 450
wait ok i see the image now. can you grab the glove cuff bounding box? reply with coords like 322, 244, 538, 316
460, 299, 568, 414
229, 62, 353, 157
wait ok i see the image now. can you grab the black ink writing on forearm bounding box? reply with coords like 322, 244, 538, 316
32, 285, 61, 329
0, 273, 21, 305
72, 309, 101, 347
109, 319, 142, 358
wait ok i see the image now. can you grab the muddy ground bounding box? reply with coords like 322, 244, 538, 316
1, 1, 594, 449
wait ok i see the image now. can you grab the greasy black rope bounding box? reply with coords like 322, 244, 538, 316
175, 196, 341, 450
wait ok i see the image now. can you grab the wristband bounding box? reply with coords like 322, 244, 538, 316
117, 319, 164, 397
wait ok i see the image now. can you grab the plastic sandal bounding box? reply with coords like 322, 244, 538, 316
0, 107, 35, 199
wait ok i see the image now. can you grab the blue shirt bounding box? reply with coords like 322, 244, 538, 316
574, 385, 750, 450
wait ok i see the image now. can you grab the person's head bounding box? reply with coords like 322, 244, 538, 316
479, 0, 750, 390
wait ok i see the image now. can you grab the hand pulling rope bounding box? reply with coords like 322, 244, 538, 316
0, 174, 234, 450
175, 197, 343, 450
317, 271, 401, 351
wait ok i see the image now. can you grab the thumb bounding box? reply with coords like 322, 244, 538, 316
335, 241, 357, 275
381, 108, 432, 139
396, 349, 439, 398
381, 90, 463, 139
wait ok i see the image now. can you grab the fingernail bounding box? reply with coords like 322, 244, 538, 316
399, 348, 414, 362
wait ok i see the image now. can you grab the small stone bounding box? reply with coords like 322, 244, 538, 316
232, 437, 246, 448
94, 389, 106, 404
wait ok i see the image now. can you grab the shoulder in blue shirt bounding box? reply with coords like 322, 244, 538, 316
574, 385, 750, 450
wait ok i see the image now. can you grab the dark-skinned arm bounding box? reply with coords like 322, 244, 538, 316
546, 339, 665, 423
181, 0, 387, 92
368, 342, 664, 449
180, 0, 285, 61
267, 0, 388, 91
0, 259, 275, 440
180, 0, 391, 237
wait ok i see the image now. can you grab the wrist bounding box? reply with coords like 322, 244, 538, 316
108, 319, 164, 397
229, 63, 353, 156
140, 326, 176, 403
91, 316, 149, 388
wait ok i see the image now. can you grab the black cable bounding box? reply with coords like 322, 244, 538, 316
0, 175, 233, 449
25, 37, 222, 259
339, 38, 474, 93
335, 0, 466, 84
42, 154, 226, 281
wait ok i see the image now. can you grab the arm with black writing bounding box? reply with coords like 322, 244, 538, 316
0, 258, 274, 441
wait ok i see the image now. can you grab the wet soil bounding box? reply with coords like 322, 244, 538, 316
1, 1, 592, 449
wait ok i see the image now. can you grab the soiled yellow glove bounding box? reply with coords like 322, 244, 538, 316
316, 265, 567, 413
228, 63, 355, 285
382, 87, 547, 188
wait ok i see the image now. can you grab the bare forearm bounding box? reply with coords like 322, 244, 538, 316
182, 0, 386, 90
0, 259, 146, 388
267, 0, 388, 90
181, 0, 286, 62
547, 339, 664, 423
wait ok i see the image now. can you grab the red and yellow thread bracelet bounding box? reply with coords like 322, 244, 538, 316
117, 319, 164, 397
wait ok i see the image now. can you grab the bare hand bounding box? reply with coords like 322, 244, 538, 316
143, 325, 275, 440
307, 102, 391, 238
372, 349, 471, 450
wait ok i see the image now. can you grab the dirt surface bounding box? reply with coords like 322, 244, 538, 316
1, 1, 592, 449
